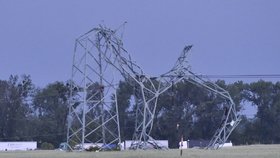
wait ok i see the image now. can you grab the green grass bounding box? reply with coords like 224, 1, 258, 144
0, 145, 279, 158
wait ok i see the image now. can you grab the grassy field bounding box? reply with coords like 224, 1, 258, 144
0, 145, 279, 158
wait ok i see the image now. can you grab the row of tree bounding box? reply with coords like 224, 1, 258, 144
0, 75, 69, 148
0, 75, 280, 148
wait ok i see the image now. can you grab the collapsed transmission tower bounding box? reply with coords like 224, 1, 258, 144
159, 46, 242, 149
67, 24, 241, 150
67, 25, 122, 151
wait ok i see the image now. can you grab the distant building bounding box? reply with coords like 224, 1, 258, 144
179, 140, 233, 149
0, 142, 37, 151
188, 140, 210, 148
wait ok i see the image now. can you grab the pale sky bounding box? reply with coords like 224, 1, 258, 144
1, 0, 280, 87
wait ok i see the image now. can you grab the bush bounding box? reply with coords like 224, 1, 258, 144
40, 142, 54, 150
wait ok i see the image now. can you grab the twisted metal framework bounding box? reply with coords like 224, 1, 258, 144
67, 24, 241, 150
160, 46, 242, 149
67, 26, 122, 151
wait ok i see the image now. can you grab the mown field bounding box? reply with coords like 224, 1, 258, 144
0, 145, 279, 158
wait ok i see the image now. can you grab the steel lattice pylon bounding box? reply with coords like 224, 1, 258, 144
67, 26, 122, 151
160, 46, 242, 149
67, 24, 241, 150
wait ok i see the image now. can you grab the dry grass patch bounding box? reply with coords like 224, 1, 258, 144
0, 144, 279, 158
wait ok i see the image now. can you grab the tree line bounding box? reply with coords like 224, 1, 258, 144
0, 75, 280, 148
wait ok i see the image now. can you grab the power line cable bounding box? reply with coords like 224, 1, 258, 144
200, 74, 280, 79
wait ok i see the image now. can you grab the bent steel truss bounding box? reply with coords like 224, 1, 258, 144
67, 24, 241, 150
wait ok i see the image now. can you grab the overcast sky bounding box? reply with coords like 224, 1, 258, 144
1, 0, 280, 87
